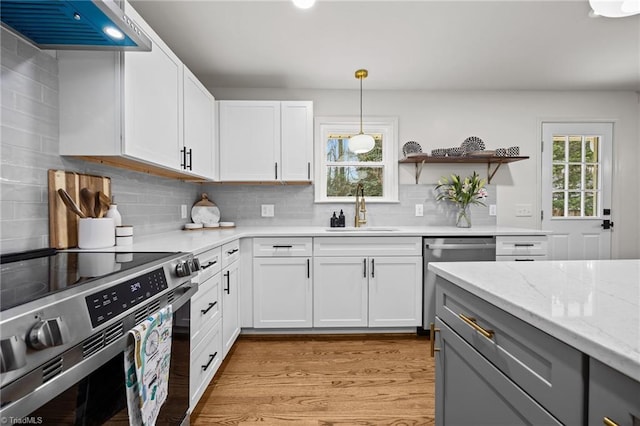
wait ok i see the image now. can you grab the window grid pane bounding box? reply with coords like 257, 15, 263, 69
550, 135, 601, 218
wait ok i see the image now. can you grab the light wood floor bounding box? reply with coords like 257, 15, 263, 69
191, 334, 435, 425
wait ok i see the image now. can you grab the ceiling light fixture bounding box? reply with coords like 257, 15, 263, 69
348, 69, 375, 154
589, 0, 640, 17
292, 0, 316, 9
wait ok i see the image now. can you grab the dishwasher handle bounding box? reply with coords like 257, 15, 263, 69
426, 243, 496, 250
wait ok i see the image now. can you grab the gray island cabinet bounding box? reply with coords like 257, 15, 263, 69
430, 260, 640, 426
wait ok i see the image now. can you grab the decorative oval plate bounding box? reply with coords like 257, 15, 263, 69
402, 141, 422, 157
461, 136, 485, 153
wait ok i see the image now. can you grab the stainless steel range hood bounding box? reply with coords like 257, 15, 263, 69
0, 0, 151, 51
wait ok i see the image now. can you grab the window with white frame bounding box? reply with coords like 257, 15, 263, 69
315, 117, 398, 203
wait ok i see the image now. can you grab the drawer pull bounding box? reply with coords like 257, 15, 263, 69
202, 260, 218, 269
429, 322, 440, 357
459, 314, 495, 339
227, 248, 239, 255
514, 243, 535, 247
201, 352, 218, 371
272, 245, 293, 248
224, 271, 230, 294
201, 301, 217, 315
603, 417, 618, 426
514, 259, 535, 262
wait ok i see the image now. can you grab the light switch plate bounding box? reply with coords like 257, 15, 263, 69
415, 204, 424, 217
489, 204, 497, 216
181, 204, 188, 219
261, 204, 275, 217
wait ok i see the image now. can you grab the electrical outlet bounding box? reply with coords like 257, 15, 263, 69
515, 204, 533, 217
181, 204, 187, 219
415, 204, 424, 217
261, 204, 275, 217
489, 204, 497, 216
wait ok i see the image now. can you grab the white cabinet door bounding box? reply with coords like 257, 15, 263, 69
281, 101, 313, 181
222, 260, 240, 357
369, 257, 422, 327
219, 101, 281, 181
183, 66, 215, 179
313, 257, 368, 327
253, 257, 312, 328
122, 32, 183, 169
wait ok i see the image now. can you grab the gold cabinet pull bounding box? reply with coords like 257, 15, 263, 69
430, 322, 440, 357
603, 417, 619, 426
459, 314, 495, 339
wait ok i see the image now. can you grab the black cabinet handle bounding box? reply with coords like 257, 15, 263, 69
371, 259, 375, 278
200, 301, 217, 315
201, 352, 218, 371
515, 259, 535, 261
226, 248, 239, 255
275, 163, 278, 180
307, 258, 310, 278
224, 271, 230, 294
180, 147, 186, 169
187, 148, 193, 170
273, 245, 293, 249
201, 260, 218, 270
307, 162, 311, 180
363, 258, 367, 278
514, 243, 535, 247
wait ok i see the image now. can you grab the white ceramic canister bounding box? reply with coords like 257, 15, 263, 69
78, 218, 115, 249
105, 203, 122, 227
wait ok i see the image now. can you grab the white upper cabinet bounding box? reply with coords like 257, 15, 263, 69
218, 100, 313, 182
183, 66, 216, 179
58, 0, 216, 181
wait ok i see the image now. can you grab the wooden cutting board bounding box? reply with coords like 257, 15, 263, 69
48, 169, 111, 249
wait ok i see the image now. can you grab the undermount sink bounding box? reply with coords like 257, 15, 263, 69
325, 227, 399, 232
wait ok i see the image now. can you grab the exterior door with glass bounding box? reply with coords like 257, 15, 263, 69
541, 122, 613, 260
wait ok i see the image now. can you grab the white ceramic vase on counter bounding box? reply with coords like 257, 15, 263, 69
78, 218, 115, 249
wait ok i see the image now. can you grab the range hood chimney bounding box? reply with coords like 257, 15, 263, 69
1, 0, 151, 51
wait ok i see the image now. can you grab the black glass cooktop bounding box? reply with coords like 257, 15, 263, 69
0, 249, 177, 312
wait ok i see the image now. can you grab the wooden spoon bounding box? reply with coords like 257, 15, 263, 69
79, 188, 96, 218
95, 191, 110, 218
57, 188, 86, 218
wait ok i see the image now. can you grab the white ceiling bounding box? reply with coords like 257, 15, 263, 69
129, 0, 640, 91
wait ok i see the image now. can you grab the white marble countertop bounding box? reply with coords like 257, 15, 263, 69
107, 225, 548, 255
428, 260, 640, 381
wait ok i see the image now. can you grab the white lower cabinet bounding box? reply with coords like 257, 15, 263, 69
313, 237, 423, 328
313, 257, 369, 327
189, 247, 222, 410
221, 240, 241, 357
252, 238, 313, 328
495, 235, 548, 261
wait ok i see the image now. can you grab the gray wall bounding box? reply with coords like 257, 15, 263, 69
0, 30, 201, 254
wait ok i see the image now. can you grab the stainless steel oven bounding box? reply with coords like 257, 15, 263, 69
0, 249, 199, 425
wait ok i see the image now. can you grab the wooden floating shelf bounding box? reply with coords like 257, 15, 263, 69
399, 155, 530, 184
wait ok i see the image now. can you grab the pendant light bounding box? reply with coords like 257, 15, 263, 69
292, 0, 316, 9
589, 0, 640, 17
348, 69, 375, 154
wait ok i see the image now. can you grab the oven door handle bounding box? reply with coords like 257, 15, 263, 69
172, 282, 198, 311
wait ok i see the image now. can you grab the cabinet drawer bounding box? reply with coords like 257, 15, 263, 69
435, 278, 583, 426
190, 321, 222, 410
589, 358, 640, 426
314, 237, 422, 257
221, 239, 240, 268
197, 247, 222, 281
496, 236, 548, 256
190, 272, 221, 348
253, 237, 312, 257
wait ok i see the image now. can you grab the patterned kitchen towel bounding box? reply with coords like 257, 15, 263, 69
124, 305, 173, 426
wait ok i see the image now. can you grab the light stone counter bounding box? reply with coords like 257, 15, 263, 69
428, 259, 640, 381
114, 225, 548, 255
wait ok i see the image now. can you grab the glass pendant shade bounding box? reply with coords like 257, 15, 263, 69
348, 69, 374, 154
292, 0, 316, 9
589, 0, 640, 17
349, 133, 376, 154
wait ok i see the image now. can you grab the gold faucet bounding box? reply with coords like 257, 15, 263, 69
355, 183, 367, 227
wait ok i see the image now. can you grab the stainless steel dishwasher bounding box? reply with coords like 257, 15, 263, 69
423, 237, 496, 330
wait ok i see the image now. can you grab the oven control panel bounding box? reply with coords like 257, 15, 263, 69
85, 267, 168, 328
